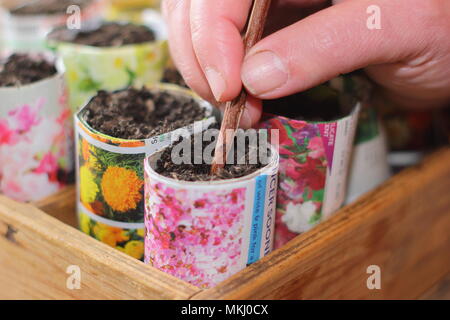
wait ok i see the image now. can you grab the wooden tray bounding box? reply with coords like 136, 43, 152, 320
1, 148, 449, 299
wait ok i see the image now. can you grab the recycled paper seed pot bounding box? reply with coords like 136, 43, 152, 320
52, 15, 168, 111
0, 55, 73, 202
75, 85, 217, 260
143, 145, 279, 288
346, 107, 391, 204
259, 75, 364, 248
2, 0, 104, 52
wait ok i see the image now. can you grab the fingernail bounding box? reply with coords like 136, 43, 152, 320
242, 51, 288, 96
205, 67, 226, 101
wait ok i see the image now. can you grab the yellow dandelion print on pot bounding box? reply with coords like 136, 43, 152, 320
115, 229, 131, 243
116, 246, 126, 253
101, 166, 143, 212
98, 229, 117, 247
80, 166, 99, 205
124, 240, 144, 259
114, 57, 125, 69
92, 223, 123, 247
79, 212, 91, 234
137, 228, 145, 238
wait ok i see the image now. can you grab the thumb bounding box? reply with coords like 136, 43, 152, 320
241, 0, 431, 99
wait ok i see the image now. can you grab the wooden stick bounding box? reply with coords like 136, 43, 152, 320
211, 0, 272, 175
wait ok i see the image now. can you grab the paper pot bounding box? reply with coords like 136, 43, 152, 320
75, 85, 217, 260
108, 0, 161, 9
53, 17, 168, 111
346, 107, 391, 204
143, 146, 279, 288
0, 58, 73, 202
259, 75, 362, 249
105, 1, 163, 24
2, 0, 104, 52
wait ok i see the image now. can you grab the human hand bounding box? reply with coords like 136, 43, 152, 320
162, 0, 450, 128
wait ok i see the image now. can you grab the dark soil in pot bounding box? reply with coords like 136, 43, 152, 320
0, 54, 57, 87
162, 68, 189, 89
51, 22, 156, 47
82, 87, 207, 139
155, 129, 269, 181
263, 84, 353, 122
11, 0, 90, 15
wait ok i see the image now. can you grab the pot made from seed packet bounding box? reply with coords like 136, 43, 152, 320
49, 15, 168, 112
105, 0, 162, 24
108, 0, 160, 10
346, 106, 391, 204
0, 53, 73, 202
259, 74, 362, 249
144, 144, 279, 288
1, 0, 105, 52
75, 85, 217, 260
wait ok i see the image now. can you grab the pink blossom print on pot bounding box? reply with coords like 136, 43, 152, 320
260, 74, 364, 248
0, 53, 73, 202
144, 142, 279, 288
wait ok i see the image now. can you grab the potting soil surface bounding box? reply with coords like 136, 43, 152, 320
0, 54, 57, 87
69, 22, 156, 47
162, 68, 189, 89
83, 87, 207, 140
11, 0, 90, 15
155, 132, 268, 181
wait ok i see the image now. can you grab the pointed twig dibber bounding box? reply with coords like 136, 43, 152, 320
211, 0, 272, 175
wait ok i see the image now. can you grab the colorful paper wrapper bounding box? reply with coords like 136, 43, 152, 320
75, 85, 217, 260
1, 0, 105, 52
105, 1, 162, 24
53, 16, 168, 111
346, 107, 391, 204
259, 76, 361, 249
108, 0, 161, 9
0, 56, 73, 202
144, 145, 279, 288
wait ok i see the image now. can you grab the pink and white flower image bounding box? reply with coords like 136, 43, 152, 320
145, 182, 246, 288
279, 178, 304, 198
308, 136, 326, 159
0, 97, 71, 202
34, 153, 59, 175
0, 119, 18, 145
282, 201, 319, 233
7, 100, 42, 133
260, 117, 328, 248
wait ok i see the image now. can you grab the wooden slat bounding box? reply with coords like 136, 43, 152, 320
0, 196, 200, 300
193, 148, 450, 300
420, 273, 450, 300
34, 186, 77, 228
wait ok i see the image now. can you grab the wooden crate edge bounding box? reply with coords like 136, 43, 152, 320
0, 195, 200, 299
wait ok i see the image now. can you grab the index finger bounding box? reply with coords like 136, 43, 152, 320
190, 0, 253, 102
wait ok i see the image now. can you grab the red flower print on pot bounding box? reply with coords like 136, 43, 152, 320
259, 76, 362, 248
